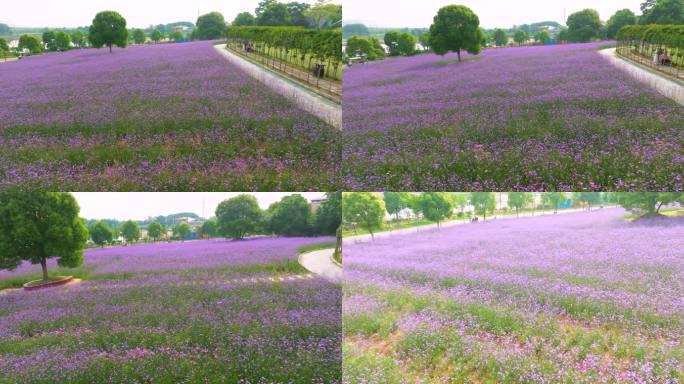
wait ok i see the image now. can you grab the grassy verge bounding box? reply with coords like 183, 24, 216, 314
297, 241, 336, 254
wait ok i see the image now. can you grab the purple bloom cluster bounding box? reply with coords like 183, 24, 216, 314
0, 237, 341, 383
0, 42, 340, 190
344, 208, 683, 382
342, 42, 684, 190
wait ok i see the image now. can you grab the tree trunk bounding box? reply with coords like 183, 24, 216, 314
40, 257, 48, 281
109, 44, 112, 53
457, 50, 461, 62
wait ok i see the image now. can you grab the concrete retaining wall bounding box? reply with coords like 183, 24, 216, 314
599, 48, 684, 106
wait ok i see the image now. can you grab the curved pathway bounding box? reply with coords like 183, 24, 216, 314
214, 44, 342, 128
599, 48, 684, 106
299, 249, 342, 283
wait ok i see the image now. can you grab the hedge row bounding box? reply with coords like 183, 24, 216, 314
226, 26, 342, 62
617, 24, 684, 48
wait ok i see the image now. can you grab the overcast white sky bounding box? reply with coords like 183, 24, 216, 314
344, 0, 643, 29
3, 0, 339, 28
72, 193, 327, 220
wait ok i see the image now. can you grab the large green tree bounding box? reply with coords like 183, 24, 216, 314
257, 3, 292, 26
173, 222, 192, 241
343, 193, 385, 239
195, 12, 226, 40
429, 5, 484, 61
575, 192, 603, 210
493, 28, 507, 46
417, 192, 453, 227
640, 0, 684, 24
267, 194, 312, 236
90, 221, 113, 246
18, 35, 42, 54
233, 12, 256, 26
121, 220, 140, 243
198, 219, 218, 238
304, 1, 341, 29
606, 9, 637, 38
383, 192, 411, 222
147, 221, 164, 241
470, 192, 496, 221
42, 30, 56, 51
541, 192, 567, 214
0, 192, 88, 282
507, 192, 533, 216
566, 9, 601, 42
313, 192, 341, 236
133, 29, 146, 44
513, 29, 528, 45
616, 193, 682, 216
346, 36, 384, 60
216, 195, 263, 240
89, 11, 128, 53
71, 30, 86, 47
54, 31, 71, 51
151, 29, 163, 43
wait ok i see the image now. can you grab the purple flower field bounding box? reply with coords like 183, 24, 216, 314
0, 42, 340, 190
343, 208, 683, 383
0, 237, 332, 279
0, 237, 341, 383
342, 42, 684, 190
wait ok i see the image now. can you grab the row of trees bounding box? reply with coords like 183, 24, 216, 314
215, 193, 340, 239
231, 0, 341, 30
226, 26, 342, 77
88, 220, 195, 246
342, 192, 684, 238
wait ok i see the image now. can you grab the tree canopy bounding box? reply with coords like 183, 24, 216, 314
416, 193, 453, 227
133, 29, 146, 44
216, 195, 263, 240
267, 194, 311, 236
195, 12, 226, 40
197, 219, 218, 238
151, 29, 163, 43
313, 192, 341, 236
615, 193, 682, 215
507, 192, 533, 216
640, 0, 684, 24
607, 9, 637, 38
346, 36, 385, 60
343, 192, 385, 239
173, 222, 192, 241
257, 3, 292, 26
90, 221, 113, 246
566, 9, 601, 42
19, 35, 42, 54
0, 192, 88, 281
89, 11, 128, 52
233, 12, 256, 26
147, 221, 164, 241
493, 28, 508, 46
513, 29, 528, 45
429, 5, 484, 61
470, 192, 496, 220
121, 220, 140, 243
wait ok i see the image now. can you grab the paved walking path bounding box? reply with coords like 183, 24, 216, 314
344, 208, 593, 245
299, 249, 342, 283
599, 48, 684, 106
214, 44, 342, 129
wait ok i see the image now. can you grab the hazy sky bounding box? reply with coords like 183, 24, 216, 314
72, 193, 327, 220
2, 0, 339, 28
344, 0, 643, 28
